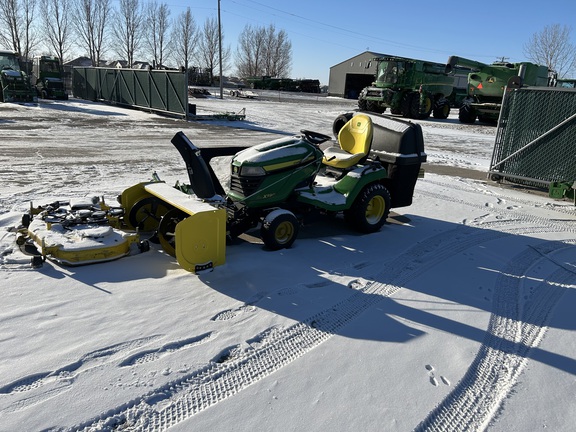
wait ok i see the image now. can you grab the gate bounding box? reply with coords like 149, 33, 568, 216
489, 86, 576, 187
72, 67, 188, 117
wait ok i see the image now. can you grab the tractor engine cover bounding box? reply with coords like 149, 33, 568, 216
228, 136, 324, 208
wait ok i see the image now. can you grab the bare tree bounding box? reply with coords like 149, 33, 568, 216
0, 0, 39, 63
524, 24, 576, 78
71, 0, 112, 66
40, 0, 73, 62
235, 25, 265, 79
235, 24, 291, 79
112, 0, 142, 66
197, 16, 230, 83
170, 7, 197, 70
262, 24, 291, 78
143, 1, 170, 68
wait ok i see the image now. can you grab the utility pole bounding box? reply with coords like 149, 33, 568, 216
218, 0, 223, 99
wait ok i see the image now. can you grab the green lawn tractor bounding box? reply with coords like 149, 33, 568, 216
119, 112, 426, 272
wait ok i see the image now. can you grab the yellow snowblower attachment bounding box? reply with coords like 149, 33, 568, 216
120, 181, 226, 273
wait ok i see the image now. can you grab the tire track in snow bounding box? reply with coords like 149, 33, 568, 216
70, 229, 510, 431
420, 178, 576, 220
415, 241, 575, 432
71, 195, 575, 431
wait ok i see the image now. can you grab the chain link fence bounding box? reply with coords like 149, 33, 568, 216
489, 87, 576, 188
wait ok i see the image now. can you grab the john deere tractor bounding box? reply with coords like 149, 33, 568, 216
32, 56, 68, 100
445, 56, 552, 124
0, 50, 36, 103
118, 112, 426, 272
358, 55, 454, 120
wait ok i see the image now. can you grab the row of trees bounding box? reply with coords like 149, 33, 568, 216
0, 0, 293, 82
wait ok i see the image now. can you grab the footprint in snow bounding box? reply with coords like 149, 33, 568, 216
425, 364, 450, 387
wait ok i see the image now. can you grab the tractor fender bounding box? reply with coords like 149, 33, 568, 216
335, 166, 388, 209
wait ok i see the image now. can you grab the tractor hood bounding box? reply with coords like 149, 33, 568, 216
1, 69, 24, 79
232, 136, 322, 174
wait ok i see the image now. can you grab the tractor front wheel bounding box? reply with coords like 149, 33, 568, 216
261, 210, 299, 250
345, 184, 391, 233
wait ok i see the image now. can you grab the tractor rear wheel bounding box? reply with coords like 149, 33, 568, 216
261, 210, 299, 250
459, 105, 477, 124
345, 184, 391, 233
433, 101, 451, 119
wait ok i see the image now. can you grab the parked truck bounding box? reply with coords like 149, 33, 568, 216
357, 55, 454, 120
445, 56, 551, 124
32, 55, 68, 100
0, 50, 36, 103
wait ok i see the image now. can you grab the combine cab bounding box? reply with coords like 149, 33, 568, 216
32, 55, 68, 100
0, 50, 36, 103
445, 56, 552, 124
358, 55, 454, 120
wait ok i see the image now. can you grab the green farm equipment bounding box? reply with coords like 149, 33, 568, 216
119, 112, 426, 272
549, 181, 576, 205
0, 50, 36, 103
32, 55, 68, 100
358, 55, 454, 120
19, 113, 426, 272
445, 56, 552, 124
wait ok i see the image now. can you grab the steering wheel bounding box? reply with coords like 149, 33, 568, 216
300, 130, 332, 145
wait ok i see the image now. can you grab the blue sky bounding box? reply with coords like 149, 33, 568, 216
160, 0, 576, 84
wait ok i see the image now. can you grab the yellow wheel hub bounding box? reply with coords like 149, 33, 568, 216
275, 221, 294, 244
365, 195, 386, 224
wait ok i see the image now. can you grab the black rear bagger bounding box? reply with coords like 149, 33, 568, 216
333, 112, 426, 208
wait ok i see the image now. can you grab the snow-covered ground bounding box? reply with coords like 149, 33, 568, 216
0, 92, 575, 432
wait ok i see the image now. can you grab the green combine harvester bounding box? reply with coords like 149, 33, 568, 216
358, 55, 454, 120
445, 56, 552, 124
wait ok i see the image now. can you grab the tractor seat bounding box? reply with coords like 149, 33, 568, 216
322, 114, 373, 169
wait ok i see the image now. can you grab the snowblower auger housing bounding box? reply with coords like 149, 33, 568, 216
120, 181, 226, 273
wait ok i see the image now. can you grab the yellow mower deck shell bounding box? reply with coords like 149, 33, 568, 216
142, 182, 226, 273
26, 219, 140, 266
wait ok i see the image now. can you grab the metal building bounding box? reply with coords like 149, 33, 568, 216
328, 51, 384, 99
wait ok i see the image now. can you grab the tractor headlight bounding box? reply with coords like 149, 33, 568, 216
241, 165, 266, 176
